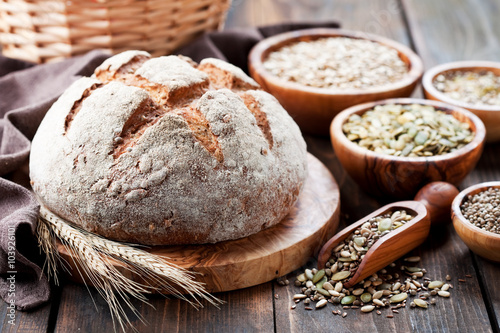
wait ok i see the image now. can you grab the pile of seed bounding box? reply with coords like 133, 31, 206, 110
293, 258, 452, 317
433, 71, 500, 107
460, 187, 500, 234
291, 210, 453, 316
263, 37, 408, 89
342, 104, 475, 157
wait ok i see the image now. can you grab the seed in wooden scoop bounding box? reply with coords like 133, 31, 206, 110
353, 237, 366, 246
332, 271, 351, 281
428, 281, 444, 289
438, 291, 450, 297
414, 299, 428, 308
378, 218, 393, 232
316, 299, 328, 308
312, 269, 325, 283
361, 305, 375, 313
341, 296, 356, 305
361, 293, 372, 303
341, 250, 352, 258
389, 292, 408, 303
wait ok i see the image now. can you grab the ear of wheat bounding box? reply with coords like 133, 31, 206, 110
37, 205, 222, 332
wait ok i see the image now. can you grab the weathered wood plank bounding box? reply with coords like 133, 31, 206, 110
54, 281, 274, 333
401, 0, 500, 68
0, 301, 52, 333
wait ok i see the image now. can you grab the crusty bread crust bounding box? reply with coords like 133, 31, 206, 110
30, 51, 308, 245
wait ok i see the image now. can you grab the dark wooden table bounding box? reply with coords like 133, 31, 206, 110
2, 0, 500, 332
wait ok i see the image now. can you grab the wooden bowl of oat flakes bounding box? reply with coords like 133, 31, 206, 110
330, 98, 485, 198
248, 28, 423, 135
422, 61, 500, 142
452, 182, 500, 262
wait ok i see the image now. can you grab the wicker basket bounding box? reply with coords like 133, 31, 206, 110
0, 0, 231, 63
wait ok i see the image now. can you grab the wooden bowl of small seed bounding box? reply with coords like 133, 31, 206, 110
330, 98, 485, 198
422, 61, 500, 142
452, 181, 500, 262
248, 28, 424, 135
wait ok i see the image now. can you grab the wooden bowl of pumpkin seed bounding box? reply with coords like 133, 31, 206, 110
330, 98, 486, 198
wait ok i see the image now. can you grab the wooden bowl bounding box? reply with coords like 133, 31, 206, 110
422, 61, 500, 142
248, 28, 424, 136
330, 98, 486, 198
452, 182, 500, 262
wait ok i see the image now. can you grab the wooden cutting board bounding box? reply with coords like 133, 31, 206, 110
58, 153, 340, 293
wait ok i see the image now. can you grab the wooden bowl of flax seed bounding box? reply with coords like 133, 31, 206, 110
423, 61, 500, 142
452, 182, 500, 262
330, 98, 486, 199
248, 28, 423, 135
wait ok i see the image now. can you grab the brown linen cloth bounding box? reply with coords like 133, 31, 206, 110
0, 21, 339, 310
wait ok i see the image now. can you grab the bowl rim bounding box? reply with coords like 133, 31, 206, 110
330, 97, 486, 163
451, 181, 500, 240
422, 60, 500, 112
248, 28, 424, 96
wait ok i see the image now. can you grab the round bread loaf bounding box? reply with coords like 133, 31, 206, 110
30, 51, 308, 245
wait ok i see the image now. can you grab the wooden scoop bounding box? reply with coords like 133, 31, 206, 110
317, 181, 458, 289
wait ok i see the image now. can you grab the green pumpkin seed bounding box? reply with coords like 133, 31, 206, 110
317, 288, 331, 297
312, 269, 325, 283
332, 271, 351, 281
316, 276, 327, 289
361, 293, 372, 303
341, 295, 356, 305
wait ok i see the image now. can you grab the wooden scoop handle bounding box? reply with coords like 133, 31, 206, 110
415, 181, 459, 225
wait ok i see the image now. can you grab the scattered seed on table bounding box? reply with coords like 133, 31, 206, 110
466, 274, 472, 278
459, 279, 466, 283
387, 315, 394, 318
342, 312, 347, 318
446, 275, 452, 281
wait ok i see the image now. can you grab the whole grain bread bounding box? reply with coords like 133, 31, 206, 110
29, 51, 308, 245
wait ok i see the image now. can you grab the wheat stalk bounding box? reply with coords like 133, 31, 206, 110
37, 205, 222, 332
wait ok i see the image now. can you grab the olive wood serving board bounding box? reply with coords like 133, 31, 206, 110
57, 153, 340, 293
